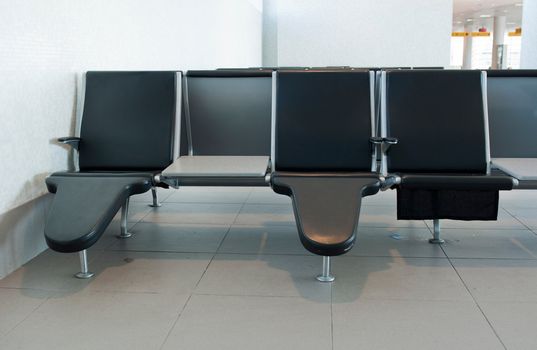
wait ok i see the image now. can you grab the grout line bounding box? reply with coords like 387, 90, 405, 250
503, 207, 537, 236
229, 198, 249, 227
194, 222, 236, 290
156, 198, 243, 350
190, 292, 328, 300
443, 252, 508, 350
424, 223, 450, 260
330, 283, 334, 350
158, 293, 194, 350
1, 293, 51, 338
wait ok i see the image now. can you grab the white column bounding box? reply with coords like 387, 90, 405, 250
521, 0, 537, 68
492, 16, 507, 69
462, 23, 473, 69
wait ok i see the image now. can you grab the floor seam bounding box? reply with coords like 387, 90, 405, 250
1, 294, 50, 338
194, 222, 235, 290
330, 283, 334, 350
503, 207, 537, 235
429, 221, 507, 348
158, 293, 194, 350
444, 253, 508, 350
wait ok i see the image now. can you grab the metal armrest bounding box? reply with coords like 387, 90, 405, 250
369, 137, 383, 172
381, 137, 398, 155
379, 137, 399, 176
369, 137, 383, 145
57, 137, 81, 150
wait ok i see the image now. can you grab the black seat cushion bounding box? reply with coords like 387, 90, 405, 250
397, 174, 513, 221
272, 173, 380, 256
45, 173, 152, 252
186, 70, 272, 156
397, 189, 500, 221
275, 70, 373, 172
487, 71, 537, 158
386, 70, 488, 173
79, 71, 176, 171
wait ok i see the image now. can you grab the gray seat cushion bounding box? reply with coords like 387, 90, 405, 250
45, 173, 152, 252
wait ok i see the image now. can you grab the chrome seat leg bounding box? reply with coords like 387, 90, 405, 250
149, 187, 162, 207
74, 249, 94, 279
429, 219, 445, 244
117, 197, 132, 239
316, 256, 335, 282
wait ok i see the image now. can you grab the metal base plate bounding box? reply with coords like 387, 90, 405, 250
316, 274, 335, 283
117, 232, 133, 239
149, 203, 162, 208
75, 271, 94, 279
429, 238, 445, 244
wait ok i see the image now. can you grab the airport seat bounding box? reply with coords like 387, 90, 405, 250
487, 70, 537, 189
381, 70, 514, 243
271, 70, 381, 282
45, 71, 179, 278
161, 70, 273, 187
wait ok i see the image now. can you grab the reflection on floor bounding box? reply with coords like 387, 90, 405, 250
1, 187, 537, 349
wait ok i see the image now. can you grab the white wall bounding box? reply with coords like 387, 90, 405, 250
0, 0, 262, 216
263, 0, 453, 67
521, 0, 537, 68
0, 0, 262, 278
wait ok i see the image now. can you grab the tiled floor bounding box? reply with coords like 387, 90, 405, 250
2, 188, 537, 349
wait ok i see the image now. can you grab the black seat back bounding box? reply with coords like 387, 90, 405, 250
274, 70, 375, 172
383, 70, 489, 174
79, 71, 177, 172
184, 70, 272, 156
487, 70, 537, 158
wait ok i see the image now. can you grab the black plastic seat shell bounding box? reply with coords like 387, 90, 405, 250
272, 173, 380, 256
45, 173, 152, 252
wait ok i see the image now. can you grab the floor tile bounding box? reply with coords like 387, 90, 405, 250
130, 188, 174, 203
504, 207, 537, 229
332, 256, 471, 302
361, 189, 397, 206
161, 294, 331, 350
165, 187, 252, 204
359, 205, 428, 229
233, 204, 295, 226
82, 251, 212, 294
0, 250, 103, 294
440, 228, 537, 259
452, 258, 537, 302
110, 222, 229, 253
480, 301, 537, 350
218, 225, 309, 255
0, 291, 188, 350
111, 201, 154, 223
349, 227, 445, 258
424, 209, 526, 230
500, 191, 537, 209
195, 254, 331, 301
332, 299, 503, 350
246, 187, 292, 204
142, 203, 242, 225
0, 288, 50, 337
